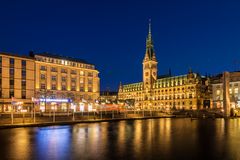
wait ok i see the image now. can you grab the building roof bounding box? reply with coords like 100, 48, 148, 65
32, 52, 93, 65
0, 52, 34, 60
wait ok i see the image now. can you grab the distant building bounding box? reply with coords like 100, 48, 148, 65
211, 71, 240, 109
0, 52, 35, 112
33, 52, 100, 112
99, 91, 118, 104
0, 51, 100, 112
118, 22, 211, 110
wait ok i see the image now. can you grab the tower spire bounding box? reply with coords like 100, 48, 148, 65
144, 19, 156, 62
148, 19, 151, 37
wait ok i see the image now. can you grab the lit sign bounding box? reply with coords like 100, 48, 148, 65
39, 98, 72, 103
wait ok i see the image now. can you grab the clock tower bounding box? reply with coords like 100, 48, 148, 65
143, 20, 158, 92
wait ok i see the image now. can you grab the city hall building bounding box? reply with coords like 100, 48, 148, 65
118, 23, 211, 110
0, 52, 100, 112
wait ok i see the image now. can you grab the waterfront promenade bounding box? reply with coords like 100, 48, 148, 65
0, 110, 226, 129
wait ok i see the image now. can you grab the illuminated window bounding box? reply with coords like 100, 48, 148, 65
234, 88, 238, 94
80, 78, 84, 84
80, 71, 84, 76
216, 90, 220, 95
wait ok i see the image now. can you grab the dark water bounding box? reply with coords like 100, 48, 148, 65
0, 119, 240, 160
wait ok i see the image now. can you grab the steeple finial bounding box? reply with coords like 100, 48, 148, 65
148, 19, 152, 41
148, 19, 151, 35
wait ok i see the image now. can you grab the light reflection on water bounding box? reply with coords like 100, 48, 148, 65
1, 119, 240, 160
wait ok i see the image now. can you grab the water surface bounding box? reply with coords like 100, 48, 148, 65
0, 118, 240, 160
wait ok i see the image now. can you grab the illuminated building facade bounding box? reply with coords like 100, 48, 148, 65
0, 52, 35, 112
100, 91, 118, 104
33, 53, 100, 112
212, 71, 240, 109
118, 22, 211, 110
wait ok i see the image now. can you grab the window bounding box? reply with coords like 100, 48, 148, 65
51, 67, 57, 72
62, 76, 66, 82
189, 94, 192, 98
80, 71, 84, 76
71, 78, 76, 83
80, 87, 84, 92
61, 68, 67, 73
10, 68, 14, 76
62, 85, 66, 90
88, 87, 92, 92
40, 74, 45, 80
10, 89, 14, 98
22, 60, 26, 68
71, 70, 76, 74
40, 66, 46, 70
88, 79, 92, 84
71, 86, 76, 91
10, 58, 14, 67
10, 79, 14, 87
51, 76, 57, 81
234, 88, 238, 94
22, 90, 26, 99
22, 80, 26, 89
88, 72, 93, 77
40, 83, 46, 89
80, 78, 84, 84
51, 84, 56, 90
22, 70, 26, 78
216, 90, 220, 95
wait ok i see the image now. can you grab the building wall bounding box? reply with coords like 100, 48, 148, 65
0, 53, 35, 112
34, 55, 100, 111
212, 72, 240, 109
0, 52, 100, 112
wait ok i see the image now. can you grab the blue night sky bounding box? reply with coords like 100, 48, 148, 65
1, 0, 240, 91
